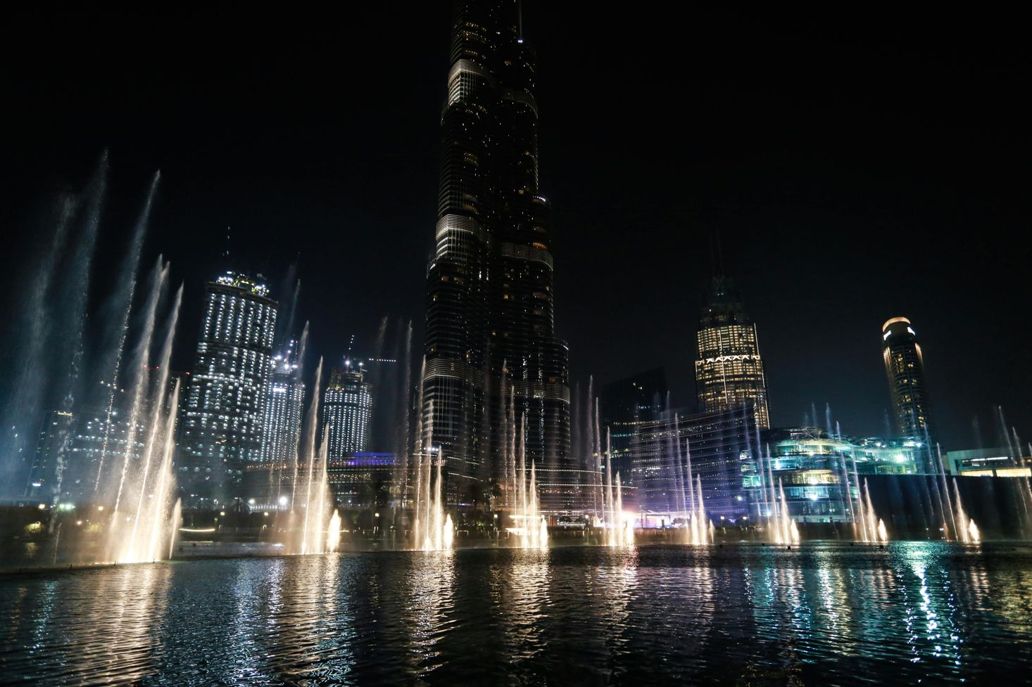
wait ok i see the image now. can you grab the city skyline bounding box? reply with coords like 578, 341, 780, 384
2, 4, 1032, 684
2, 4, 1028, 448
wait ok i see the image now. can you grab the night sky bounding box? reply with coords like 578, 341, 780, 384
2, 4, 1028, 448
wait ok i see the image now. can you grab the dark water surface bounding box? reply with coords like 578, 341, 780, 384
2, 542, 1031, 685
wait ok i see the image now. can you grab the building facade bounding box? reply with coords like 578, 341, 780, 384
695, 276, 771, 429
882, 316, 934, 462
258, 340, 305, 465
179, 272, 277, 507
420, 0, 572, 509
747, 428, 922, 524
324, 361, 373, 458
601, 369, 669, 491
944, 447, 1032, 478
326, 452, 395, 510
628, 404, 759, 521
27, 408, 146, 503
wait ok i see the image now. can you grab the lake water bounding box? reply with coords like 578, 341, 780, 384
2, 542, 1031, 685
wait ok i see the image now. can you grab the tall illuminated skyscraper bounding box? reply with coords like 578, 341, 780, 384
882, 316, 934, 452
179, 271, 277, 507
324, 360, 373, 458
420, 0, 572, 508
695, 276, 771, 429
258, 339, 305, 465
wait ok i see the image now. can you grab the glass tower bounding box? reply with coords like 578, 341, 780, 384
695, 276, 771, 429
421, 0, 572, 509
324, 362, 373, 459
179, 271, 277, 507
882, 316, 934, 457
258, 339, 305, 465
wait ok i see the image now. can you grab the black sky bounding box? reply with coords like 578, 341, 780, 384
2, 4, 1029, 448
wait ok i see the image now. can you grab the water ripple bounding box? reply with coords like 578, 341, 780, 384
1, 542, 1032, 685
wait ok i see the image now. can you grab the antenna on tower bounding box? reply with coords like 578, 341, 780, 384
517, 0, 524, 40
223, 226, 232, 260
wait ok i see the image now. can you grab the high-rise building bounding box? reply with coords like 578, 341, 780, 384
324, 360, 373, 458
258, 340, 305, 465
420, 0, 572, 509
179, 271, 277, 507
630, 405, 758, 520
695, 276, 771, 429
25, 410, 75, 501
27, 408, 146, 502
601, 369, 669, 486
882, 316, 934, 458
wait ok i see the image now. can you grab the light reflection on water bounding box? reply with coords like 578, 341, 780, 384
1, 542, 1031, 685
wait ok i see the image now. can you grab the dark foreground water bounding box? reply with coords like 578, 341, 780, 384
2, 542, 1031, 685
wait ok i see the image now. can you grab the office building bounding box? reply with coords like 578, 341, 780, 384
179, 271, 277, 507
695, 276, 771, 429
420, 0, 572, 508
259, 340, 305, 465
324, 360, 373, 458
882, 316, 935, 462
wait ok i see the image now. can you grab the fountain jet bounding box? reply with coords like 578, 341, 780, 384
682, 441, 712, 545
413, 400, 453, 551
509, 410, 548, 549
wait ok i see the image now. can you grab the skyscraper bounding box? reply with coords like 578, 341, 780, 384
630, 405, 758, 521
421, 0, 572, 508
179, 271, 277, 507
695, 276, 771, 428
601, 368, 669, 487
882, 316, 934, 452
324, 360, 373, 458
258, 340, 305, 465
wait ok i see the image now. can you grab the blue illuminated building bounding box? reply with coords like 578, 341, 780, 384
327, 452, 395, 509
747, 428, 922, 523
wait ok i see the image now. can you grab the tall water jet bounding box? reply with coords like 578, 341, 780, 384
283, 357, 337, 556
951, 478, 980, 545
769, 478, 800, 546
850, 478, 889, 544
99, 276, 183, 565
113, 380, 182, 564
109, 259, 168, 511
0, 195, 76, 495
287, 323, 313, 510
94, 171, 160, 493
413, 400, 453, 551
299, 431, 333, 555
682, 442, 712, 545
115, 285, 183, 564
1, 162, 184, 563
510, 412, 548, 549
327, 510, 342, 553
2, 155, 109, 499
597, 430, 633, 547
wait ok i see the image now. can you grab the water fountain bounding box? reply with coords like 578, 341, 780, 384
98, 262, 185, 565
2, 161, 187, 566
327, 509, 342, 553
951, 478, 981, 544
682, 441, 712, 545
412, 400, 453, 551
507, 407, 548, 550
754, 442, 800, 546
768, 479, 800, 546
852, 478, 889, 544
599, 430, 634, 547
282, 358, 339, 556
